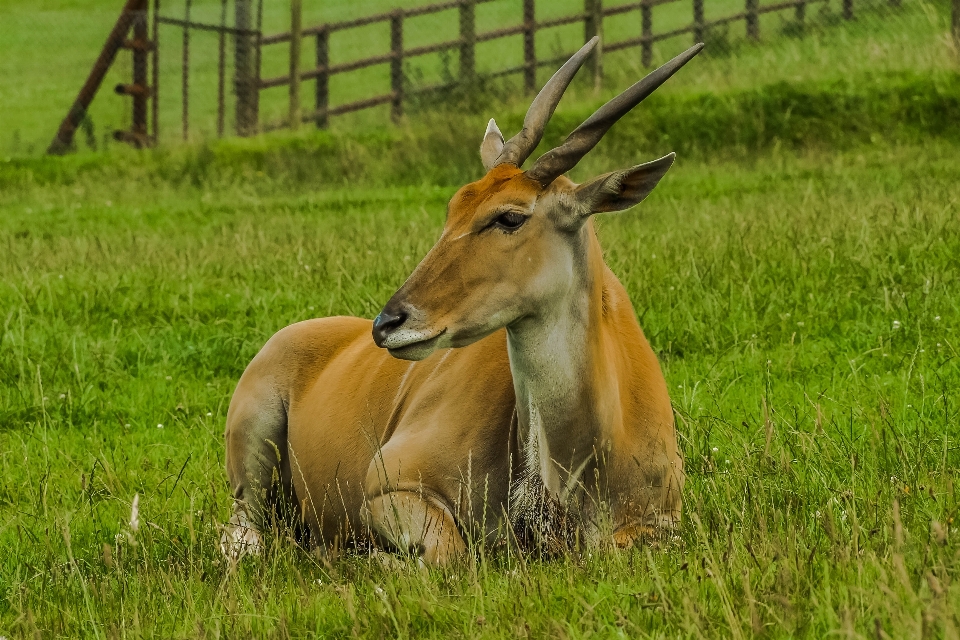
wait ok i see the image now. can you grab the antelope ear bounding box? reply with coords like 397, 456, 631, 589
480, 119, 505, 171
573, 153, 675, 214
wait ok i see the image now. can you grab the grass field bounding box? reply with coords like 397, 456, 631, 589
2, 137, 960, 636
2, 0, 960, 637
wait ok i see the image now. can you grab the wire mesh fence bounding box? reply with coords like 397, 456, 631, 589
0, 0, 957, 156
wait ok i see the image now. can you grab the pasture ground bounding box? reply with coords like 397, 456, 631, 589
2, 0, 960, 636
1, 136, 959, 637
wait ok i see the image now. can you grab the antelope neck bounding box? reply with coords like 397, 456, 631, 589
505, 227, 617, 502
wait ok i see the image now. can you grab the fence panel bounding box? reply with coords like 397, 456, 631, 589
46, 0, 936, 153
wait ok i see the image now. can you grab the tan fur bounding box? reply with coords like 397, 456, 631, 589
223, 165, 683, 563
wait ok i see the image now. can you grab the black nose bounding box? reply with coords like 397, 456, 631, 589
372, 306, 407, 347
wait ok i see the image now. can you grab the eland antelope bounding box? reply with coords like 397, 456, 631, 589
222, 38, 703, 564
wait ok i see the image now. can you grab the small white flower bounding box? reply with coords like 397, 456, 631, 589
59, 393, 66, 400
669, 286, 675, 291
314, 578, 323, 585
797, 321, 804, 327
157, 423, 163, 429
304, 265, 310, 271
712, 447, 719, 452
206, 412, 213, 417
816, 511, 821, 518
937, 343, 942, 347
374, 585, 385, 596
59, 274, 64, 279
725, 459, 730, 464
125, 423, 131, 427
751, 334, 757, 338
892, 320, 901, 330
767, 359, 772, 364
883, 353, 889, 357
934, 316, 941, 321
309, 306, 315, 310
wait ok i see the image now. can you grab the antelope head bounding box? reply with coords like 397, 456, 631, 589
373, 38, 703, 361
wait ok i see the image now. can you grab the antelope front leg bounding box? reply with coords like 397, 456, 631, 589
364, 491, 466, 565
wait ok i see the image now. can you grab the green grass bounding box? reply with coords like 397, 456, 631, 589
1, 0, 955, 155
2, 0, 960, 636
1, 138, 959, 637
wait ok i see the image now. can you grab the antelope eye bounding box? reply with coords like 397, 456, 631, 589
492, 211, 528, 232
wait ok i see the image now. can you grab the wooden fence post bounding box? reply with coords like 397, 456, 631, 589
254, 0, 263, 130
114, 3, 151, 147
843, 0, 854, 19
693, 0, 704, 43
151, 0, 159, 144
289, 0, 302, 130
954, 0, 960, 50
217, 0, 227, 137
182, 0, 191, 141
641, 1, 652, 67
315, 28, 329, 129
235, 0, 257, 135
746, 0, 759, 40
523, 0, 536, 93
584, 0, 603, 90
129, 3, 149, 144
460, 0, 476, 83
390, 11, 403, 123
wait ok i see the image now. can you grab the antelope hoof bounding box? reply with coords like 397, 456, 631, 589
220, 503, 263, 561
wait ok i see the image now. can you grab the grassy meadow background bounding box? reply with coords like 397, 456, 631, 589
2, 0, 960, 637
